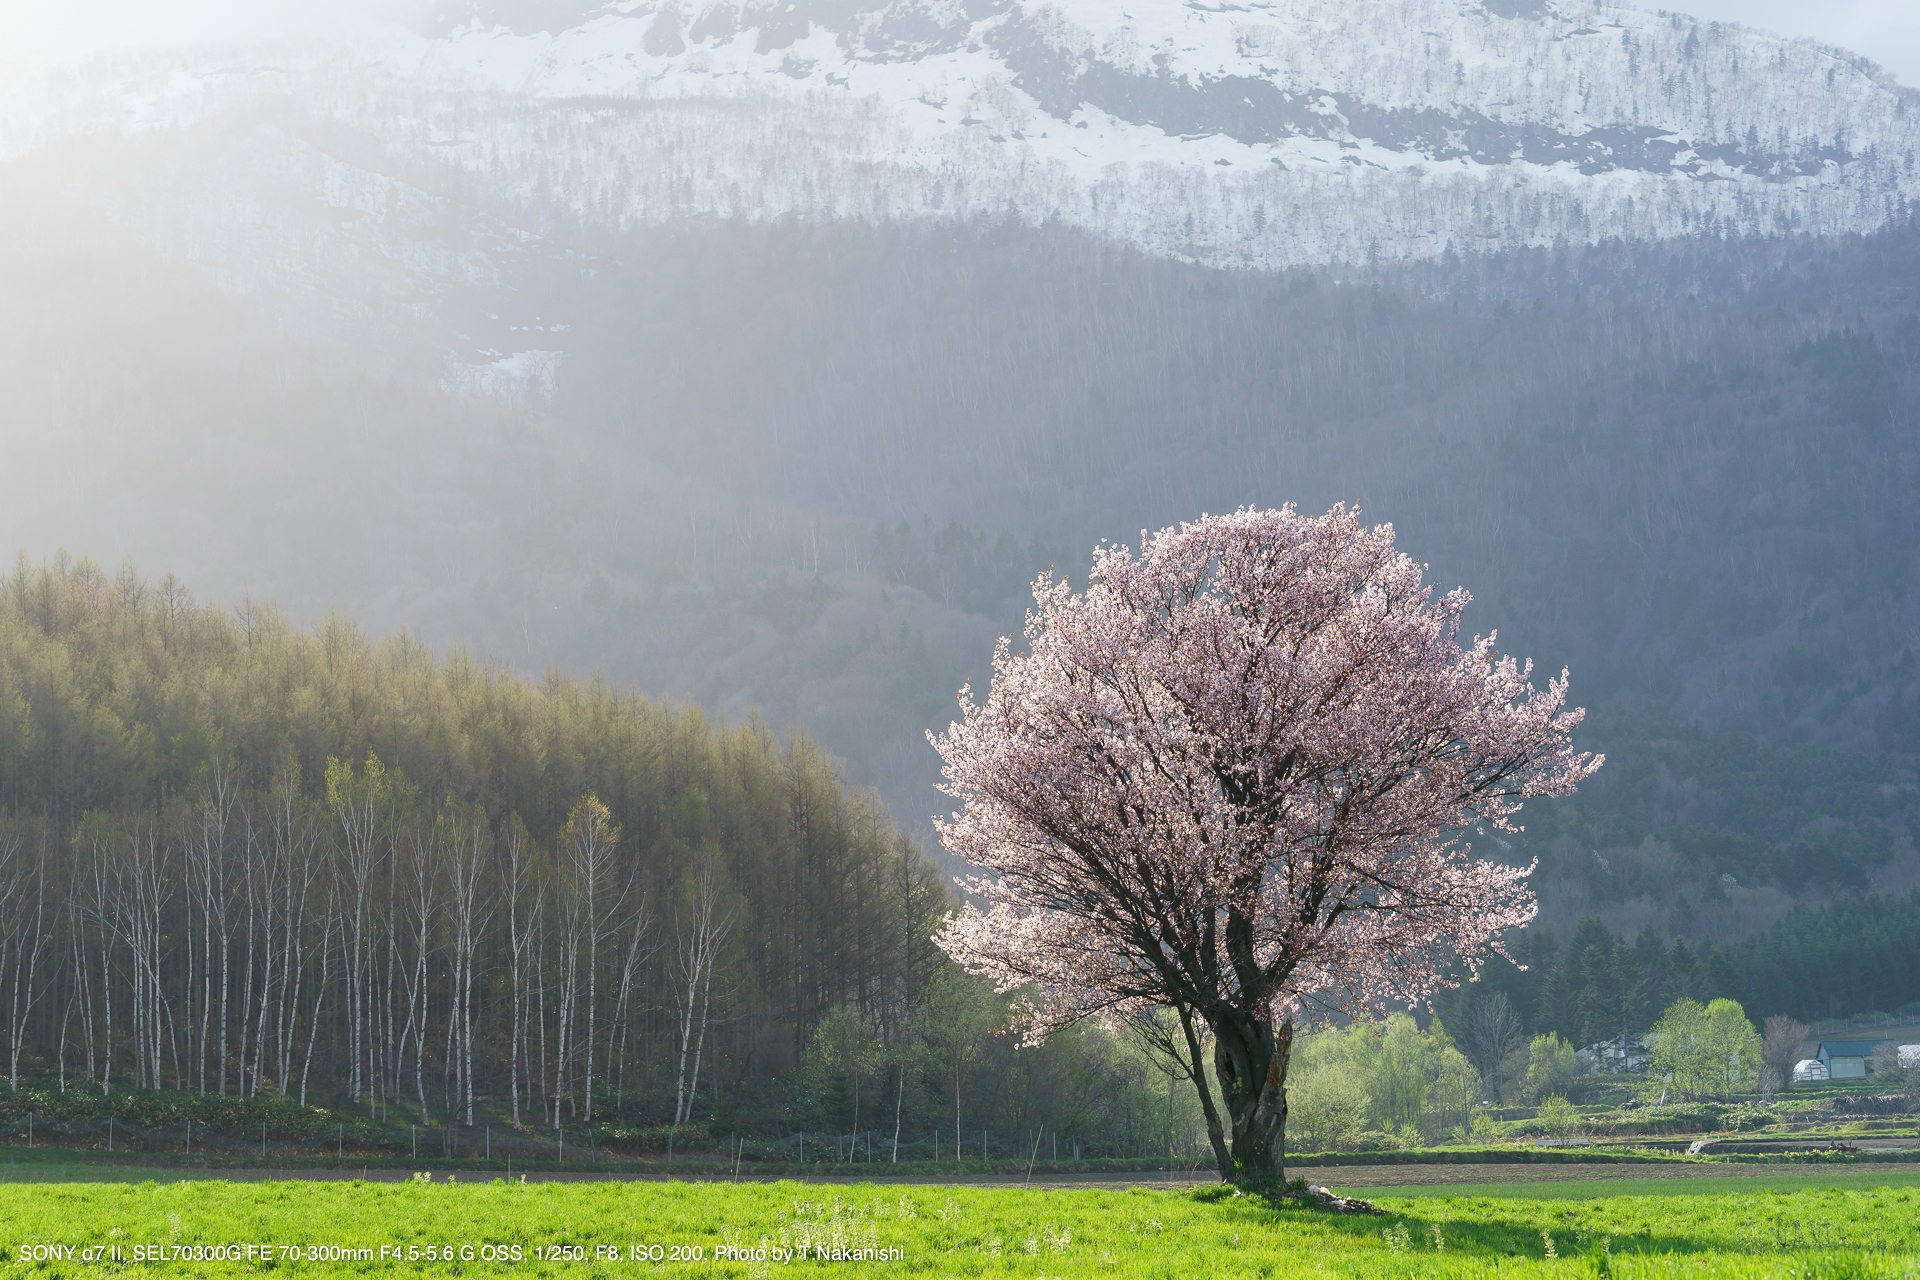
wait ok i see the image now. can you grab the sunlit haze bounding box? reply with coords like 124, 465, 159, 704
5, 0, 1918, 86
3, 0, 417, 61
1683, 0, 1920, 87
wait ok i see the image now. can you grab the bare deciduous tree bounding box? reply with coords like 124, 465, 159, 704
1459, 994, 1527, 1098
1761, 1015, 1810, 1090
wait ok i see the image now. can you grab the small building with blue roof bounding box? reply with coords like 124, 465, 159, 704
1816, 1039, 1895, 1079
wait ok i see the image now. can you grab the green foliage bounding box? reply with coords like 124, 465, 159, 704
796, 1004, 889, 1133
1536, 1094, 1579, 1139
1700, 1001, 1763, 1095
1288, 1067, 1370, 1154
1647, 1000, 1717, 1102
1585, 1100, 1781, 1138
1428, 1045, 1479, 1137
0, 1088, 351, 1138
1577, 941, 1649, 1049
1290, 1018, 1490, 1151
1445, 886, 1913, 1045
1525, 1035, 1579, 1105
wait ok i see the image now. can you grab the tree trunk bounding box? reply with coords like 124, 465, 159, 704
1207, 1012, 1293, 1187
1174, 1006, 1231, 1174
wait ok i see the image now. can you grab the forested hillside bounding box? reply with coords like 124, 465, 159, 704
0, 557, 950, 1124
1436, 886, 1920, 1080
0, 558, 1237, 1156
1507, 709, 1918, 942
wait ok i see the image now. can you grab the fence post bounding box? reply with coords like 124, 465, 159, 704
185, 1119, 189, 1155
486, 1126, 490, 1161
107, 1117, 112, 1152
338, 1124, 343, 1158
261, 1122, 267, 1159
27, 1112, 31, 1149
412, 1125, 417, 1160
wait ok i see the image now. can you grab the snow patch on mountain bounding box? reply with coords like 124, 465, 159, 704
331, 0, 1920, 268
447, 348, 567, 405
11, 0, 1919, 272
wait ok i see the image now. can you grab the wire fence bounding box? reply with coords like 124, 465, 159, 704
0, 1114, 1093, 1166
730, 1128, 1085, 1165
0, 1114, 593, 1162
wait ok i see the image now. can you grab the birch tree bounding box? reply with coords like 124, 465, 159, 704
398, 811, 442, 1122
0, 822, 49, 1092
325, 754, 390, 1105
187, 768, 240, 1095
500, 816, 545, 1129
672, 866, 735, 1127
556, 795, 620, 1122
264, 771, 324, 1100
443, 804, 495, 1126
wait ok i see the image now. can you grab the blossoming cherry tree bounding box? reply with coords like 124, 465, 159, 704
929, 505, 1600, 1186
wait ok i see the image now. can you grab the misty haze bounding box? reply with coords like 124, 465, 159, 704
1, 0, 1918, 1219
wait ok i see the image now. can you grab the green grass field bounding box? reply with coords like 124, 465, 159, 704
0, 1168, 1914, 1277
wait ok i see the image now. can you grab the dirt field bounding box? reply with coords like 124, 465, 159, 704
1290, 1161, 1883, 1187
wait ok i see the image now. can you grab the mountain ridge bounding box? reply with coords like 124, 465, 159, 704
9, 0, 1919, 284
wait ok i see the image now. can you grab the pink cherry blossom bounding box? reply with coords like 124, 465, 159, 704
928, 504, 1600, 1184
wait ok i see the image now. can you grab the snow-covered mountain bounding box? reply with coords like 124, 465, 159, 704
8, 0, 1920, 401
13, 0, 1920, 275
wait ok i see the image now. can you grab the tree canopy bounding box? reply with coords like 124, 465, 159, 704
930, 505, 1597, 1186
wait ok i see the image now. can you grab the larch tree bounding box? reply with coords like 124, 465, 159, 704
930, 505, 1598, 1188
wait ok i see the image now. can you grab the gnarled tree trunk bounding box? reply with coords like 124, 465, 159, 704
1207, 1013, 1293, 1187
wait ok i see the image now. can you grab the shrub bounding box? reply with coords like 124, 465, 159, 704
1538, 1095, 1579, 1139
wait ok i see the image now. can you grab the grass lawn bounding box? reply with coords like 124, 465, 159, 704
0, 1169, 1913, 1277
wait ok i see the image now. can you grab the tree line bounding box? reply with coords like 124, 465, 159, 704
0, 554, 947, 1130
1439, 888, 1920, 1101
0, 554, 1234, 1157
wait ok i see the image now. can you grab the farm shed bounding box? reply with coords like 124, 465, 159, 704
1815, 1039, 1895, 1079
